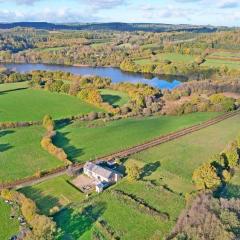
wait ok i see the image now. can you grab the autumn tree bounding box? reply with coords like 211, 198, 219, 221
192, 163, 221, 190
225, 148, 239, 168
126, 162, 141, 181
42, 115, 55, 131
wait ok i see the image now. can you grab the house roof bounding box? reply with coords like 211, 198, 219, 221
84, 162, 114, 180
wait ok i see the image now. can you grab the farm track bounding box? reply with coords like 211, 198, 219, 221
1, 110, 240, 190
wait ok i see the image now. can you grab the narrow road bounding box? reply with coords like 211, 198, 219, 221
2, 110, 240, 190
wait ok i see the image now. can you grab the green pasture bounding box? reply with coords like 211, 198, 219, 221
135, 53, 195, 65
0, 199, 19, 240
0, 126, 62, 182
54, 112, 219, 163
100, 89, 129, 107
0, 82, 101, 122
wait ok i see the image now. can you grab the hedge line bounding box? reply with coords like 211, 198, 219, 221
111, 190, 169, 221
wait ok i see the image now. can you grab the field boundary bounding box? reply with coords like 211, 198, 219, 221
1, 110, 239, 190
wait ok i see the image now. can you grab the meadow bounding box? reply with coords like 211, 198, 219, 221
0, 82, 101, 122
100, 89, 129, 107
54, 112, 219, 163
19, 113, 240, 240
0, 126, 62, 182
203, 58, 240, 69
0, 199, 19, 240
19, 174, 185, 240
133, 114, 240, 193
134, 51, 240, 70
20, 175, 85, 215
135, 53, 195, 65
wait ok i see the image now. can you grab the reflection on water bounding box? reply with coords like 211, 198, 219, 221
4, 63, 184, 90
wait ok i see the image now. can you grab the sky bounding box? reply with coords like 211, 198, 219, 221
0, 0, 239, 26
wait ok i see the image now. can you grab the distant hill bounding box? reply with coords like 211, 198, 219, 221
0, 22, 226, 32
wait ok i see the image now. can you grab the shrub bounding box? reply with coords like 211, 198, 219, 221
88, 112, 98, 121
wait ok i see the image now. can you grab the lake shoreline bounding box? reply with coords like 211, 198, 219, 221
3, 62, 183, 90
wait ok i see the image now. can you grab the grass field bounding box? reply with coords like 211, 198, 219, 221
18, 113, 240, 240
54, 112, 219, 163
0, 126, 62, 182
20, 174, 185, 240
135, 53, 195, 65
132, 114, 240, 193
100, 89, 129, 107
0, 82, 101, 122
134, 51, 240, 70
20, 175, 85, 215
0, 81, 29, 91
0, 199, 19, 240
203, 58, 240, 69
210, 51, 240, 58
54, 184, 183, 240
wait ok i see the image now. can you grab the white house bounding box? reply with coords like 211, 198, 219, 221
84, 162, 122, 192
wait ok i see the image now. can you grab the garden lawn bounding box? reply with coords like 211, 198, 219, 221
132, 114, 240, 193
0, 83, 102, 122
0, 126, 62, 182
0, 199, 19, 240
100, 89, 129, 107
54, 112, 219, 163
19, 175, 85, 215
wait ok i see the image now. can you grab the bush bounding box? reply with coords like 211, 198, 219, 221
87, 112, 98, 121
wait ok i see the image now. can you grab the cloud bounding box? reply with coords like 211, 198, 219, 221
218, 0, 239, 8
0, 0, 42, 5
79, 0, 127, 9
0, 7, 99, 23
140, 4, 192, 21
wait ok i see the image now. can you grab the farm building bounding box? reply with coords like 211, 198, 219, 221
84, 162, 122, 192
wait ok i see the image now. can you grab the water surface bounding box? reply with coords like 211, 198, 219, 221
4, 63, 183, 90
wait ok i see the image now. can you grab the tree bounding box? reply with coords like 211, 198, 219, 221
225, 148, 239, 168
126, 162, 141, 181
30, 215, 57, 240
78, 88, 103, 105
42, 115, 55, 131
192, 163, 221, 190
237, 134, 240, 148
194, 56, 205, 65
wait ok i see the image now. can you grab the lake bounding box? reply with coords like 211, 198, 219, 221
4, 63, 183, 90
